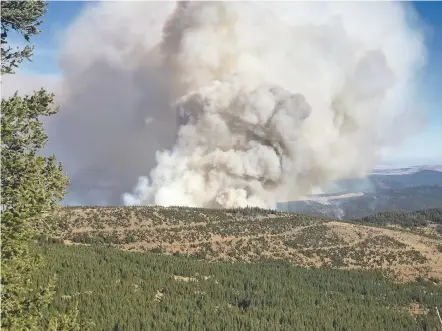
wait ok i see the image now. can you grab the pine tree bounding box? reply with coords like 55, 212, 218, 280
1, 1, 80, 329
1, 0, 46, 74
1, 89, 70, 328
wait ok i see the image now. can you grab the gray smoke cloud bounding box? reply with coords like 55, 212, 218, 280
121, 1, 426, 208
3, 1, 426, 207
44, 2, 179, 205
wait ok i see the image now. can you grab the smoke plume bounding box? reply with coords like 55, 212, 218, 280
39, 1, 426, 207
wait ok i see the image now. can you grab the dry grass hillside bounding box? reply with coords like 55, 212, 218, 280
47, 206, 442, 283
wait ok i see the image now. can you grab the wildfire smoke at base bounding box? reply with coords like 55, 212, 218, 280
123, 2, 425, 208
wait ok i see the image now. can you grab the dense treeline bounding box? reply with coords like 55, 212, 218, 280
352, 208, 442, 229
34, 243, 442, 331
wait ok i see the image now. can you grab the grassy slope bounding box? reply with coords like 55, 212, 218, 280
35, 207, 442, 330
47, 206, 442, 282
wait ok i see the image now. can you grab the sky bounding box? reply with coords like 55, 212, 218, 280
392, 1, 442, 166
5, 1, 442, 168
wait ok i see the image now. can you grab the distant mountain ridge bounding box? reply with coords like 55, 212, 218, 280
278, 167, 442, 219
329, 169, 442, 194
371, 165, 442, 176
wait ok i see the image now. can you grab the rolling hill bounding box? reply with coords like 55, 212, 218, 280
34, 206, 442, 330
45, 206, 442, 282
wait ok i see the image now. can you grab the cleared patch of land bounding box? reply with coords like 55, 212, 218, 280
49, 206, 442, 282
298, 192, 365, 202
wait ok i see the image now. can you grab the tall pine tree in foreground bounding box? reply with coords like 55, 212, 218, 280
1, 1, 85, 329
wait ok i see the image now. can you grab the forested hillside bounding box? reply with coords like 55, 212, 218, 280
43, 206, 442, 282
353, 208, 442, 228
35, 242, 442, 331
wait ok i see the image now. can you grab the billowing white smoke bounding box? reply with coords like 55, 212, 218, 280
16, 2, 422, 206
122, 1, 425, 208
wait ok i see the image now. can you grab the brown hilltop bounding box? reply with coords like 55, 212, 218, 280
47, 206, 442, 283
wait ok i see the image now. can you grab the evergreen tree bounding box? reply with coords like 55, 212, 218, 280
1, 0, 46, 74
1, 1, 80, 329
